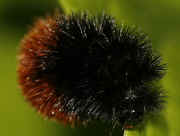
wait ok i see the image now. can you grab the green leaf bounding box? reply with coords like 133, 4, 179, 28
59, 0, 109, 14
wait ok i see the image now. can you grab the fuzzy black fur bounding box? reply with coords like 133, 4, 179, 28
20, 13, 166, 129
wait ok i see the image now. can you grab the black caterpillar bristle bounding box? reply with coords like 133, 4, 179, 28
18, 12, 166, 130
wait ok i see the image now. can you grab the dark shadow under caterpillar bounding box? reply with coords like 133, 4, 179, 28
18, 12, 166, 135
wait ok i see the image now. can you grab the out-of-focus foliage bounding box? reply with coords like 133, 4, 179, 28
60, 0, 107, 13
0, 0, 180, 136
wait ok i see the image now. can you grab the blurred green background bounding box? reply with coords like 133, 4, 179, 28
0, 0, 180, 136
